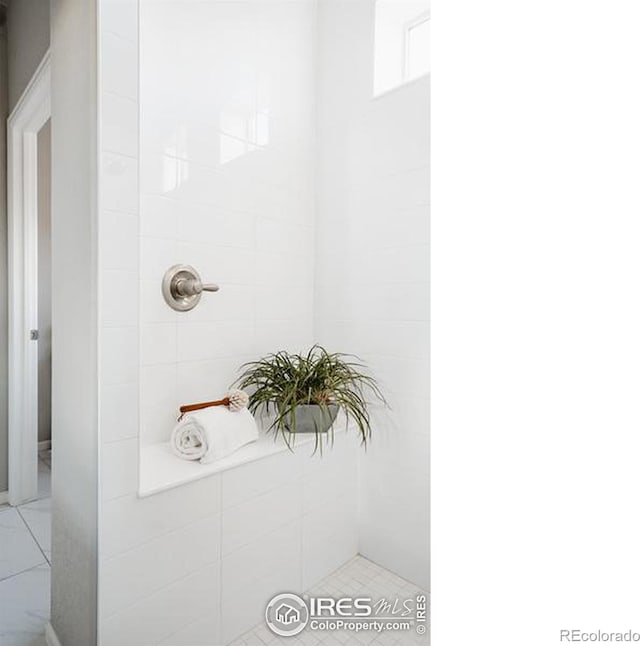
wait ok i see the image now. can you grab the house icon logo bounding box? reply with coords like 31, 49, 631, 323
265, 593, 309, 637
275, 603, 300, 625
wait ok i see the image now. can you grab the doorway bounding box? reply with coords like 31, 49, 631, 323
1, 49, 52, 644
7, 52, 50, 507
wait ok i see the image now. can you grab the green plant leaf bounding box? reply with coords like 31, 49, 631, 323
233, 345, 387, 453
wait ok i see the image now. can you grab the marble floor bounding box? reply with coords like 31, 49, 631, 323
229, 556, 430, 646
0, 450, 51, 646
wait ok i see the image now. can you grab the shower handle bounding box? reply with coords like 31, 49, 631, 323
162, 264, 220, 312
174, 277, 219, 297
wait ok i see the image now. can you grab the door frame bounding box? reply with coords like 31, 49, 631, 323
8, 51, 51, 505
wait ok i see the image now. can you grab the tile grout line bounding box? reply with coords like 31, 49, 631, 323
102, 503, 223, 562
0, 558, 49, 584
16, 506, 51, 567
155, 489, 224, 646
102, 559, 220, 623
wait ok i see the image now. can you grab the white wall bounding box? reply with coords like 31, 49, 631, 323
6, 0, 50, 111
98, 2, 358, 644
315, 0, 430, 590
50, 0, 99, 643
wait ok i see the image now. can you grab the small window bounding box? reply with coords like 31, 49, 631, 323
373, 0, 430, 97
405, 13, 430, 81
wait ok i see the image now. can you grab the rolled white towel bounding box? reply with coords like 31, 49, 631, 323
170, 417, 208, 461
170, 406, 258, 463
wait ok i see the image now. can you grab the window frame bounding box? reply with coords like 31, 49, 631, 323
402, 9, 430, 83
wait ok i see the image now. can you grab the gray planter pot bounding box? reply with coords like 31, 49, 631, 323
281, 404, 339, 434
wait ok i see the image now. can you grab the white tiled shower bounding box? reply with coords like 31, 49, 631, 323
315, 0, 430, 590
97, 0, 428, 644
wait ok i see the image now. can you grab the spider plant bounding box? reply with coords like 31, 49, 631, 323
234, 345, 387, 453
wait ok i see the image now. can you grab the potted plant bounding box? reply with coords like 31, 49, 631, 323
234, 345, 386, 452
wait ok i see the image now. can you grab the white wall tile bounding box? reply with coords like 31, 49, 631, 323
364, 426, 430, 474
101, 474, 221, 558
174, 243, 255, 286
102, 438, 138, 501
140, 237, 178, 282
101, 513, 221, 618
301, 428, 359, 476
303, 493, 357, 546
140, 195, 178, 240
176, 203, 255, 249
176, 357, 247, 405
140, 323, 177, 366
101, 564, 220, 646
253, 318, 314, 353
366, 355, 429, 399
102, 152, 138, 215
317, 281, 429, 323
222, 484, 302, 556
102, 327, 138, 385
255, 251, 313, 288
102, 92, 138, 157
303, 463, 357, 515
385, 165, 430, 208
256, 219, 312, 256
221, 518, 300, 599
101, 32, 138, 100
178, 283, 255, 324
139, 109, 180, 157
156, 611, 221, 646
359, 474, 429, 590
101, 383, 139, 444
101, 0, 138, 43
256, 285, 313, 322
221, 565, 300, 645
102, 270, 139, 327
177, 163, 229, 207
302, 493, 358, 590
140, 278, 177, 324
101, 212, 139, 271
176, 322, 255, 363
140, 364, 178, 447
221, 449, 303, 509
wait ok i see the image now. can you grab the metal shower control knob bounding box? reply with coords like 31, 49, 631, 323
173, 276, 219, 298
162, 264, 220, 312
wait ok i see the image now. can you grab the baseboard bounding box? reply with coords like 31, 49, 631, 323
38, 440, 52, 451
45, 622, 62, 646
0, 490, 8, 505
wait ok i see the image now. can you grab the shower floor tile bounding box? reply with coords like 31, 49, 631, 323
228, 555, 429, 646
